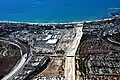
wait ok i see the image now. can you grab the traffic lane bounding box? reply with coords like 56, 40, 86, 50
99, 27, 120, 47
8, 39, 27, 55
0, 38, 29, 80
0, 37, 27, 55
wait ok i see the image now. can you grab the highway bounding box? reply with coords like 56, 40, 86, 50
0, 38, 29, 80
99, 24, 120, 47
65, 26, 83, 80
23, 56, 51, 80
0, 26, 84, 80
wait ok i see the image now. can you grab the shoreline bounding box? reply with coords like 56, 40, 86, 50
0, 18, 113, 25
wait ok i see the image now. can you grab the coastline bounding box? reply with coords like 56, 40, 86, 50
0, 18, 113, 25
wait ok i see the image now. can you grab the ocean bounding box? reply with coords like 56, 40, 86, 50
0, 0, 120, 23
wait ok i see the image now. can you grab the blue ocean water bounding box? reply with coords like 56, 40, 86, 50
0, 0, 120, 23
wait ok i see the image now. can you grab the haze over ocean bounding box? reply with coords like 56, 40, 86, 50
0, 0, 120, 23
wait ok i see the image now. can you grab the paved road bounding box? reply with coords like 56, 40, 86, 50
65, 26, 83, 80
99, 25, 120, 47
0, 38, 29, 80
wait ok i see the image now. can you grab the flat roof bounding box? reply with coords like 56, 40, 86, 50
46, 39, 58, 44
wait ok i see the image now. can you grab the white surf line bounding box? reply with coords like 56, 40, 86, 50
0, 18, 113, 25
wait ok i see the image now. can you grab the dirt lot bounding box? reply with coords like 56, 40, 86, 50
39, 57, 65, 77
